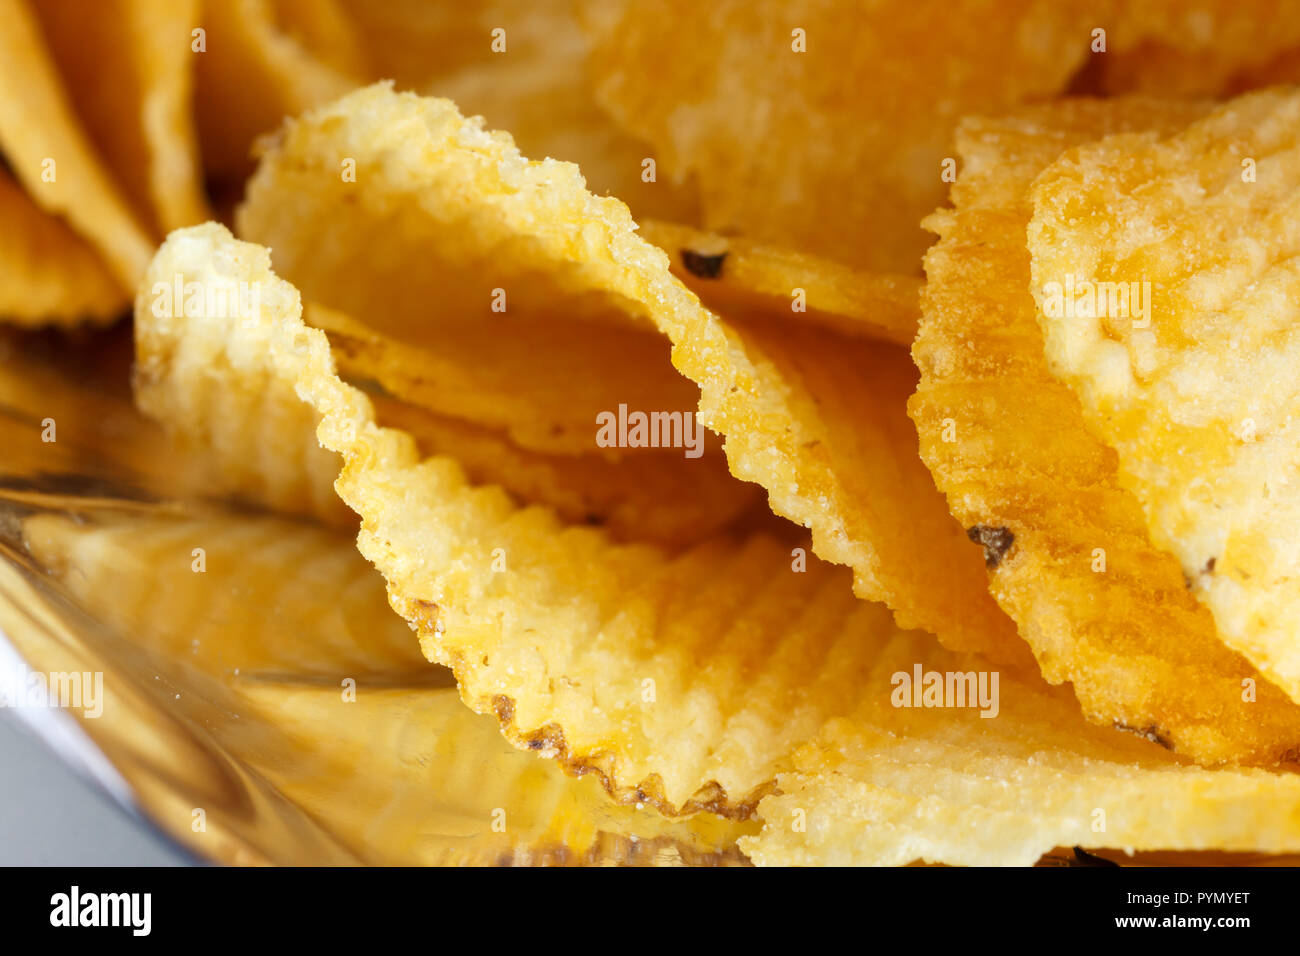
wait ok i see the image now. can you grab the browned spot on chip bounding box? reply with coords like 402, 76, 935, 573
967, 525, 1015, 569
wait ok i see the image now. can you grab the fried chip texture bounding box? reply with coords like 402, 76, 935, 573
0, 0, 154, 290
911, 98, 1300, 764
638, 220, 920, 347
0, 169, 124, 325
740, 630, 1300, 866
136, 221, 942, 816
142, 224, 1300, 864
1028, 88, 1300, 706
32, 0, 209, 233
24, 509, 750, 865
235, 84, 1022, 665
579, 0, 1097, 272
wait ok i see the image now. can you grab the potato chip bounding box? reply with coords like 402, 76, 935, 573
0, 0, 154, 289
238, 683, 753, 866
579, 0, 1098, 272
143, 223, 1300, 864
638, 220, 921, 347
235, 84, 1023, 665
1028, 88, 1300, 707
193, 0, 359, 185
0, 169, 124, 325
136, 221, 949, 815
23, 510, 426, 676
24, 509, 750, 865
1096, 1, 1300, 97
910, 98, 1300, 764
297, 303, 697, 460
740, 629, 1300, 866
369, 392, 764, 547
31, 0, 209, 233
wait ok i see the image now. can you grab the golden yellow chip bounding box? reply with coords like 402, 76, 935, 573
638, 220, 921, 348
135, 221, 939, 816
0, 0, 154, 290
579, 0, 1098, 272
24, 509, 751, 865
193, 0, 359, 185
140, 223, 1300, 865
296, 303, 698, 460
741, 629, 1300, 866
32, 0, 209, 233
234, 84, 1021, 665
911, 97, 1300, 764
1029, 88, 1300, 707
368, 391, 765, 548
0, 169, 124, 325
1096, 1, 1300, 97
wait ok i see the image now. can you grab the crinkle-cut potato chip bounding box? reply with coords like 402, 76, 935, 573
138, 221, 948, 817
740, 630, 1300, 867
23, 511, 427, 677
32, 0, 209, 234
355, 0, 701, 223
236, 84, 1022, 665
579, 0, 1099, 273
639, 220, 920, 348
194, 0, 359, 185
0, 169, 124, 325
239, 683, 753, 866
24, 509, 749, 865
0, 0, 153, 290
1028, 88, 1300, 708
297, 303, 696, 460
368, 392, 765, 548
911, 97, 1300, 765
133, 257, 353, 528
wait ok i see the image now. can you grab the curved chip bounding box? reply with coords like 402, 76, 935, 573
140, 223, 1300, 864
910, 98, 1300, 764
235, 83, 1024, 666
194, 0, 359, 185
32, 0, 209, 233
1097, 1, 1300, 98
740, 630, 1300, 866
368, 391, 764, 548
579, 0, 1098, 272
0, 0, 154, 290
136, 221, 939, 816
0, 169, 124, 325
638, 220, 921, 347
1028, 88, 1300, 706
23, 509, 750, 865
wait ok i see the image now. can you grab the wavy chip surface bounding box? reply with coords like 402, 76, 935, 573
235, 83, 1021, 665
741, 629, 1300, 866
137, 222, 908, 815
910, 98, 1300, 765
24, 509, 749, 865
141, 224, 1300, 864
1029, 88, 1300, 707
579, 0, 1098, 272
